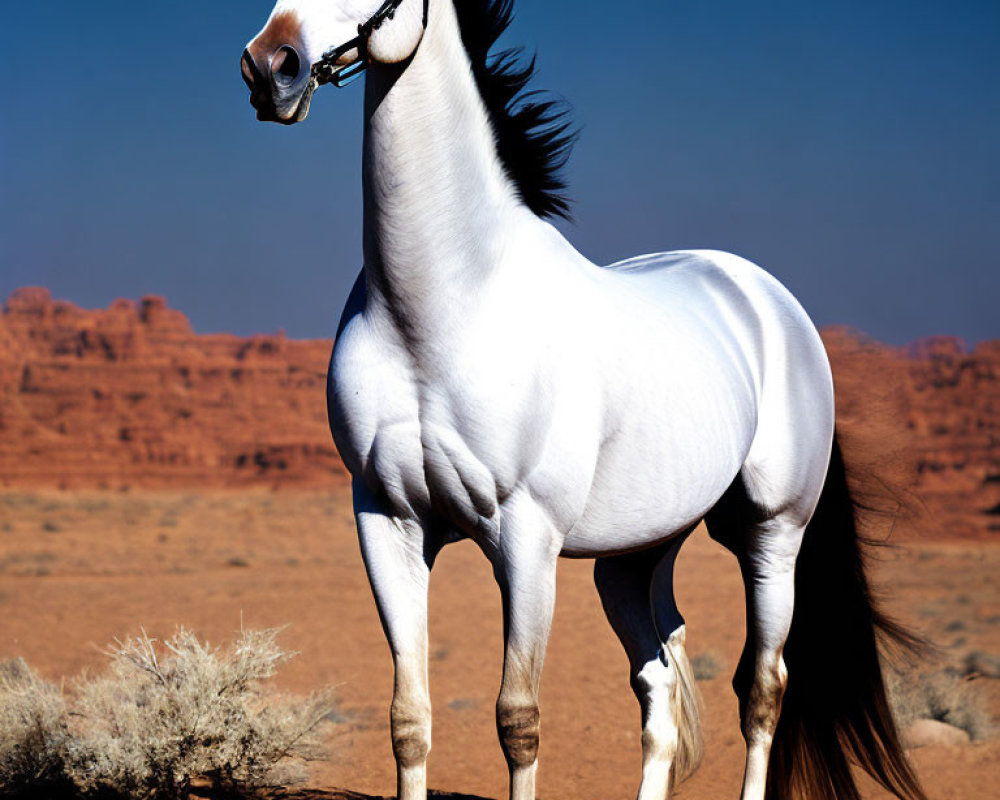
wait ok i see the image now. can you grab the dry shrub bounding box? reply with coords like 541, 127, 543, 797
690, 651, 724, 682
0, 659, 71, 796
886, 666, 995, 742
0, 628, 335, 800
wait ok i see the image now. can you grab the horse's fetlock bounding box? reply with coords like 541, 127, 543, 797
497, 701, 540, 767
741, 712, 777, 749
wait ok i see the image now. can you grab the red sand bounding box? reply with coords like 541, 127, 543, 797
1, 490, 997, 799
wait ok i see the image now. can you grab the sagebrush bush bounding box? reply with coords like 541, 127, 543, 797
689, 652, 724, 682
886, 666, 995, 741
0, 628, 335, 800
0, 658, 71, 796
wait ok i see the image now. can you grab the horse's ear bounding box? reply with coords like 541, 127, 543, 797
368, 0, 426, 64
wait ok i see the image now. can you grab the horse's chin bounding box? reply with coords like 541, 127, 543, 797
255, 82, 315, 125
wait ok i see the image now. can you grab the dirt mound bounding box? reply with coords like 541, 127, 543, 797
1, 289, 996, 538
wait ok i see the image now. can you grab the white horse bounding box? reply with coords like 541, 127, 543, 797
242, 2, 926, 799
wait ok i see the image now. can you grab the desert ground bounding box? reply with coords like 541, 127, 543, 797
1, 488, 997, 799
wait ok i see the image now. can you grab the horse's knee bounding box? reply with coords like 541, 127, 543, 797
391, 698, 431, 767
497, 699, 541, 768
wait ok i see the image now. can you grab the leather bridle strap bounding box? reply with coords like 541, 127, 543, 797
310, 0, 417, 88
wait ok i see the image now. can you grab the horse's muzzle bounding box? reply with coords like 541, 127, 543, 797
242, 44, 314, 125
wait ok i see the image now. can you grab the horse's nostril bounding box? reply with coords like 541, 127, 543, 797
271, 45, 301, 87
241, 49, 257, 90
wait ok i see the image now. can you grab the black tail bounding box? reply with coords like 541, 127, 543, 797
766, 434, 927, 800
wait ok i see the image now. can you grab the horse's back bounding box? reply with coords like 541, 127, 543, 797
605, 248, 832, 403
605, 249, 836, 521
606, 249, 820, 354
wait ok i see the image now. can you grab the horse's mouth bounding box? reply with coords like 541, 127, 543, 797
250, 78, 315, 125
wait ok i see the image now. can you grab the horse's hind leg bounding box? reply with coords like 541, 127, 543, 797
354, 482, 440, 800
594, 533, 704, 800
706, 480, 807, 800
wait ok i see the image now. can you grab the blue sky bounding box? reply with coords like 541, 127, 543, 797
1, 0, 998, 344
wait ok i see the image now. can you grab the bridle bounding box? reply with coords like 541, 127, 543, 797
310, 0, 424, 89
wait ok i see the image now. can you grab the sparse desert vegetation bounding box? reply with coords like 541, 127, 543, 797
0, 627, 334, 799
0, 658, 69, 796
887, 666, 995, 743
690, 652, 725, 682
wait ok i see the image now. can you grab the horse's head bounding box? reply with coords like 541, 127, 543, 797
242, 0, 427, 124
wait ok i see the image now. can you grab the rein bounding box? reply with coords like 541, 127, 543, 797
310, 0, 419, 88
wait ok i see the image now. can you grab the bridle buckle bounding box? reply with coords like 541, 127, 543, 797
310, 0, 413, 89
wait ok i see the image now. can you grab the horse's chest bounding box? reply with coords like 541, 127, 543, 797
332, 348, 501, 530
365, 416, 499, 530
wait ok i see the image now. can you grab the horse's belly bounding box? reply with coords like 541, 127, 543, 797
558, 377, 756, 558
560, 480, 727, 558
559, 450, 747, 557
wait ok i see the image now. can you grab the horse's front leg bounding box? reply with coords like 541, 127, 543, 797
354, 482, 440, 800
491, 492, 560, 800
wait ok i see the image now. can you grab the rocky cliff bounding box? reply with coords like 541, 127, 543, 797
823, 326, 999, 540
0, 288, 343, 489
1, 289, 996, 538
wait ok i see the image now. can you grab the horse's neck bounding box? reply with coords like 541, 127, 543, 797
360, 0, 532, 337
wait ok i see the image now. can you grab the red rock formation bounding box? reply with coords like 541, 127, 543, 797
823, 326, 1000, 540
0, 288, 344, 490
0, 289, 996, 539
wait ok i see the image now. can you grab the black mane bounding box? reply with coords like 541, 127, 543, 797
452, 0, 576, 220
